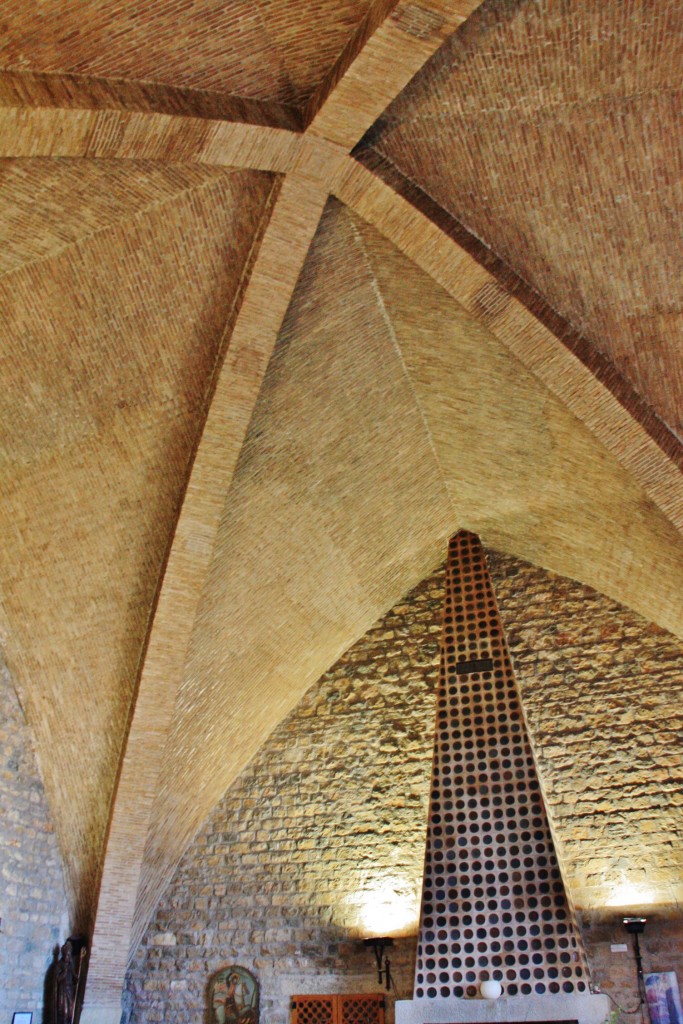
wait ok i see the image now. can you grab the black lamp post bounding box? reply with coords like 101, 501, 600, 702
624, 917, 647, 1008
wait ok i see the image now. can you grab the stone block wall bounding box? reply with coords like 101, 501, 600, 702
124, 552, 682, 1024
0, 653, 69, 1022
492, 556, 683, 912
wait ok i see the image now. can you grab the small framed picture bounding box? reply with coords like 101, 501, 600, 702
13, 1014, 33, 1024
645, 972, 683, 1024
210, 965, 259, 1024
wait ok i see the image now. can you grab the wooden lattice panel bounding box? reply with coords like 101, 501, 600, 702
339, 994, 385, 1024
414, 531, 589, 999
291, 995, 384, 1024
291, 996, 335, 1024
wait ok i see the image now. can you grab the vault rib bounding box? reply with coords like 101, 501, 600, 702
0, 107, 300, 171
81, 172, 328, 1022
308, 0, 484, 148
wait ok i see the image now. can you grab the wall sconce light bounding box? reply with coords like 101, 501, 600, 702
364, 937, 393, 991
624, 917, 647, 1005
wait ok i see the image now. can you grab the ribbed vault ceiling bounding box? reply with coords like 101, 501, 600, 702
0, 0, 680, 1017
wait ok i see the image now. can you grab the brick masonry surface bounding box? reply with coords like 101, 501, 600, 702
0, 653, 69, 1022
124, 551, 682, 1024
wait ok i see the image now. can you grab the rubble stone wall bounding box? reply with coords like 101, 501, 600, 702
0, 654, 69, 1023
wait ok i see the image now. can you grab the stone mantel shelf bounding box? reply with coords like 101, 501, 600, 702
395, 993, 610, 1024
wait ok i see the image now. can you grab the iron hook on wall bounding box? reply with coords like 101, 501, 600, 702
364, 937, 394, 991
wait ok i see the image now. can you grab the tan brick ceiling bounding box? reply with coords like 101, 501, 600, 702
0, 0, 376, 122
0, 1, 680, 1019
361, 0, 683, 437
0, 160, 278, 932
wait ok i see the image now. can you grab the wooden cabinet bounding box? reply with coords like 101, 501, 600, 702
290, 993, 385, 1024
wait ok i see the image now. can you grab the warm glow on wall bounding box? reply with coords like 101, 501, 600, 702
347, 876, 420, 937
605, 878, 657, 909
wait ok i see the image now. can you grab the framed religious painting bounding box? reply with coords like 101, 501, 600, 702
211, 965, 259, 1024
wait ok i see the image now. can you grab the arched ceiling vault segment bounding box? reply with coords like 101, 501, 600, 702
0, 2, 681, 1021
2, 109, 681, 532
335, 163, 683, 534
131, 197, 683, 968
0, 159, 281, 935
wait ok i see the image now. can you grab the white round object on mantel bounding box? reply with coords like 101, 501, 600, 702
479, 979, 503, 999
